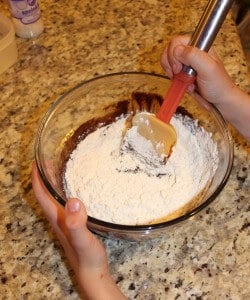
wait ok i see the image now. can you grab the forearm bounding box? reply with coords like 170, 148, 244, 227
77, 269, 127, 300
216, 85, 250, 141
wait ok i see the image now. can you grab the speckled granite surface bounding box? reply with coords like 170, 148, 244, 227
0, 0, 249, 299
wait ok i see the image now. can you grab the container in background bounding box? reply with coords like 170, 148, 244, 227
7, 0, 44, 39
0, 14, 18, 74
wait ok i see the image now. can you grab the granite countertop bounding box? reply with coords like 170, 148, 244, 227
0, 0, 249, 299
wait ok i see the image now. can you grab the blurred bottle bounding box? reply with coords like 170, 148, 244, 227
7, 0, 44, 39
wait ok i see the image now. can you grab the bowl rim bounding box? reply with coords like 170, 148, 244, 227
35, 71, 234, 232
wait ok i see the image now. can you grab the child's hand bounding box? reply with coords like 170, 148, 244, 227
32, 162, 126, 299
161, 35, 250, 140
161, 35, 236, 105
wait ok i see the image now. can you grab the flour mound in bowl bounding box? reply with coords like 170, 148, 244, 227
63, 112, 219, 225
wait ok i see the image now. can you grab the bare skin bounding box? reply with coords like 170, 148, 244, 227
161, 35, 250, 141
31, 163, 127, 300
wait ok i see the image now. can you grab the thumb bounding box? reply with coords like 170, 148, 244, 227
64, 198, 92, 250
64, 198, 108, 270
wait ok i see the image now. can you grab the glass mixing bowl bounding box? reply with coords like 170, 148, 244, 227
35, 72, 233, 241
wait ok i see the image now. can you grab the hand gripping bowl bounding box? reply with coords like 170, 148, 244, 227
35, 72, 233, 241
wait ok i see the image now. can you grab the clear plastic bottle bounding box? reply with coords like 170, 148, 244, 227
7, 0, 44, 39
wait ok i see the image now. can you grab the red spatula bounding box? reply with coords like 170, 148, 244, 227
132, 0, 234, 157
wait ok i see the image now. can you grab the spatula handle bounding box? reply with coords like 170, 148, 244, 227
157, 0, 234, 123
183, 0, 234, 77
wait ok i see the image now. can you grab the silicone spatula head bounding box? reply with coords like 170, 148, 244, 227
132, 71, 194, 157
132, 112, 177, 158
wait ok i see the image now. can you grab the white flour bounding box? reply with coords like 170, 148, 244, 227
64, 114, 219, 225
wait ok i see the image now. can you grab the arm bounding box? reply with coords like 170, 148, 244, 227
215, 87, 250, 141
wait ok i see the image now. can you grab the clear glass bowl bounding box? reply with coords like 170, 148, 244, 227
35, 72, 234, 241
